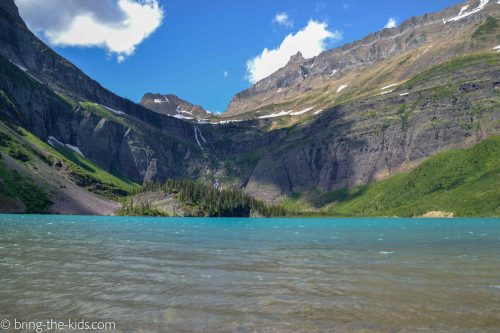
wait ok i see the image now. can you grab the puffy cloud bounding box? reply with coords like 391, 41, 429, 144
273, 12, 293, 28
246, 20, 341, 83
223, 70, 229, 78
15, 0, 164, 62
384, 17, 397, 29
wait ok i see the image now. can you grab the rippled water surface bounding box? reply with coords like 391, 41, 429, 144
1, 215, 500, 333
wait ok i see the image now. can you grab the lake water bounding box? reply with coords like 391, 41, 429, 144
0, 215, 499, 333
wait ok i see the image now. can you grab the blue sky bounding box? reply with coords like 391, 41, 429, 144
17, 0, 461, 113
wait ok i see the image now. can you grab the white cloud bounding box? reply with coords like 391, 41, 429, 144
246, 20, 342, 83
223, 71, 229, 78
384, 17, 397, 29
15, 0, 164, 62
273, 12, 293, 28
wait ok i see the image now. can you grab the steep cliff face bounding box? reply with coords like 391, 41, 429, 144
224, 0, 500, 118
140, 93, 214, 121
211, 53, 500, 202
0, 0, 209, 185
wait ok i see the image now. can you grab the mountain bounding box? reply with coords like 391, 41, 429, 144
223, 0, 499, 119
0, 0, 210, 186
210, 52, 499, 203
140, 93, 214, 121
0, 0, 214, 213
203, 0, 500, 204
0, 0, 499, 216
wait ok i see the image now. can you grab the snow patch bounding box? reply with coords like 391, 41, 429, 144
214, 119, 244, 124
153, 96, 170, 104
65, 144, 85, 157
11, 61, 28, 72
48, 136, 85, 157
8, 59, 28, 72
459, 5, 470, 16
380, 83, 398, 91
399, 92, 410, 96
380, 89, 395, 95
180, 110, 193, 115
290, 107, 314, 116
173, 114, 193, 120
443, 0, 489, 24
26, 73, 43, 84
277, 88, 283, 93
99, 104, 126, 116
8, 58, 44, 84
259, 110, 293, 119
327, 69, 338, 77
337, 84, 348, 92
494, 45, 500, 52
47, 136, 63, 147
314, 109, 324, 115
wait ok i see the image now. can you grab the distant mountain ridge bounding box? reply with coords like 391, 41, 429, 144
223, 0, 499, 118
140, 93, 213, 121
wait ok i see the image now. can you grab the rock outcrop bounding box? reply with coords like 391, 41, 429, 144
140, 93, 213, 121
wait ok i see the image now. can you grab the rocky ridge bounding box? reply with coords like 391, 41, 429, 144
0, 0, 211, 185
140, 93, 214, 121
224, 0, 500, 118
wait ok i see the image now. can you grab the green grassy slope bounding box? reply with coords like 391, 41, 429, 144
0, 161, 52, 213
284, 137, 500, 217
19, 128, 139, 196
0, 120, 139, 213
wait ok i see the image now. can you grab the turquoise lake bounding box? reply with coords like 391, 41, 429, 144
0, 215, 499, 332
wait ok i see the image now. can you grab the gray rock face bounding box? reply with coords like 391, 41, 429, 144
140, 93, 213, 121
212, 56, 500, 202
0, 55, 207, 184
224, 0, 499, 117
0, 0, 208, 184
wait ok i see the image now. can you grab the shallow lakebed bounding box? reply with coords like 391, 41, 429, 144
1, 215, 499, 332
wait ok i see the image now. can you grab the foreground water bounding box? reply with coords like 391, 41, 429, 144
0, 215, 499, 332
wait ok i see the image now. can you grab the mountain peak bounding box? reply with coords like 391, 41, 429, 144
288, 52, 305, 65
140, 93, 213, 121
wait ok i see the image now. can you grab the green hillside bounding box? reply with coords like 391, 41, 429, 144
0, 120, 139, 213
285, 137, 500, 217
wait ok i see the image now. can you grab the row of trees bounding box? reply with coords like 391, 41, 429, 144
127, 179, 291, 217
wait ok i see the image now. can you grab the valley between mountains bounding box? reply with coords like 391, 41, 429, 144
0, 0, 499, 217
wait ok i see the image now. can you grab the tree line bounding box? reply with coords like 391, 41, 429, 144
123, 179, 293, 217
